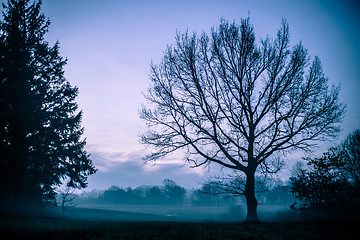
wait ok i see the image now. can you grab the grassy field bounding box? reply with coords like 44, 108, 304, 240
74, 204, 236, 222
1, 206, 358, 239
73, 203, 294, 222
0, 216, 359, 240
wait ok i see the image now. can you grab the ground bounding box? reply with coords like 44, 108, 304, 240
1, 216, 359, 240
1, 205, 358, 239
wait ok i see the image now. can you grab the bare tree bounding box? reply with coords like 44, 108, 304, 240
57, 183, 76, 218
140, 18, 345, 222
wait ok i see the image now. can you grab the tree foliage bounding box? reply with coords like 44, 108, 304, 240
140, 17, 345, 222
100, 179, 186, 205
163, 179, 186, 205
290, 129, 360, 213
0, 0, 96, 213
290, 150, 345, 209
337, 129, 360, 184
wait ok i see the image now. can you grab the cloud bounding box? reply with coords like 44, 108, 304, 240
85, 153, 205, 190
88, 149, 127, 172
88, 147, 185, 171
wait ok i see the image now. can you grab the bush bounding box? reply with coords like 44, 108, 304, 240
290, 129, 360, 219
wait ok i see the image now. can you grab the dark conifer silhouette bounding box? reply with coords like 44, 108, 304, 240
140, 17, 345, 222
0, 0, 96, 214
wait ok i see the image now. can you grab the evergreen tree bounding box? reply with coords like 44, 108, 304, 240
0, 0, 96, 214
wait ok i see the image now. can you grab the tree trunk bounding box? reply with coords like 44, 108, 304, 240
245, 172, 259, 223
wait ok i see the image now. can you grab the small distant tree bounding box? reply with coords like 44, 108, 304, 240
126, 187, 144, 204
190, 184, 222, 206
57, 182, 76, 218
141, 17, 345, 221
103, 186, 126, 204
162, 179, 186, 205
79, 189, 104, 204
146, 186, 163, 204
80, 189, 104, 200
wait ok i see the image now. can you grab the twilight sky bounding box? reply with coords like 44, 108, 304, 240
9, 0, 360, 190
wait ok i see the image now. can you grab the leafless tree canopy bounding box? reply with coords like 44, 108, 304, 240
140, 18, 345, 222
140, 18, 345, 173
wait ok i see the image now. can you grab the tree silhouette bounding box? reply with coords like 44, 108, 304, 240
291, 129, 360, 212
163, 179, 186, 205
56, 180, 76, 218
0, 0, 96, 214
140, 17, 345, 222
337, 129, 360, 184
290, 150, 344, 210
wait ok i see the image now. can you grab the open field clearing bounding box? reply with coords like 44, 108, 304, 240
74, 204, 236, 222
74, 204, 295, 222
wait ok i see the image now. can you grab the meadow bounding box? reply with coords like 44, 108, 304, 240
1, 205, 359, 239
1, 216, 359, 240
72, 203, 295, 222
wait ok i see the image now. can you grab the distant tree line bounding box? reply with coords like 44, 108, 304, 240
74, 130, 360, 220
75, 178, 294, 207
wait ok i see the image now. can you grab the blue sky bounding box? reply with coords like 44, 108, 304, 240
8, 0, 360, 190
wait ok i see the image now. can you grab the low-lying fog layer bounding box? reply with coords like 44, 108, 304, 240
56, 179, 297, 222
61, 203, 297, 222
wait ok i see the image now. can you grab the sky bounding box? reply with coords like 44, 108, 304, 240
4, 0, 360, 190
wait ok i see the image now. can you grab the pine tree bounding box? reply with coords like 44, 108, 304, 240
0, 0, 96, 214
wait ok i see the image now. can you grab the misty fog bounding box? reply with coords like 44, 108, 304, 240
55, 179, 297, 223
